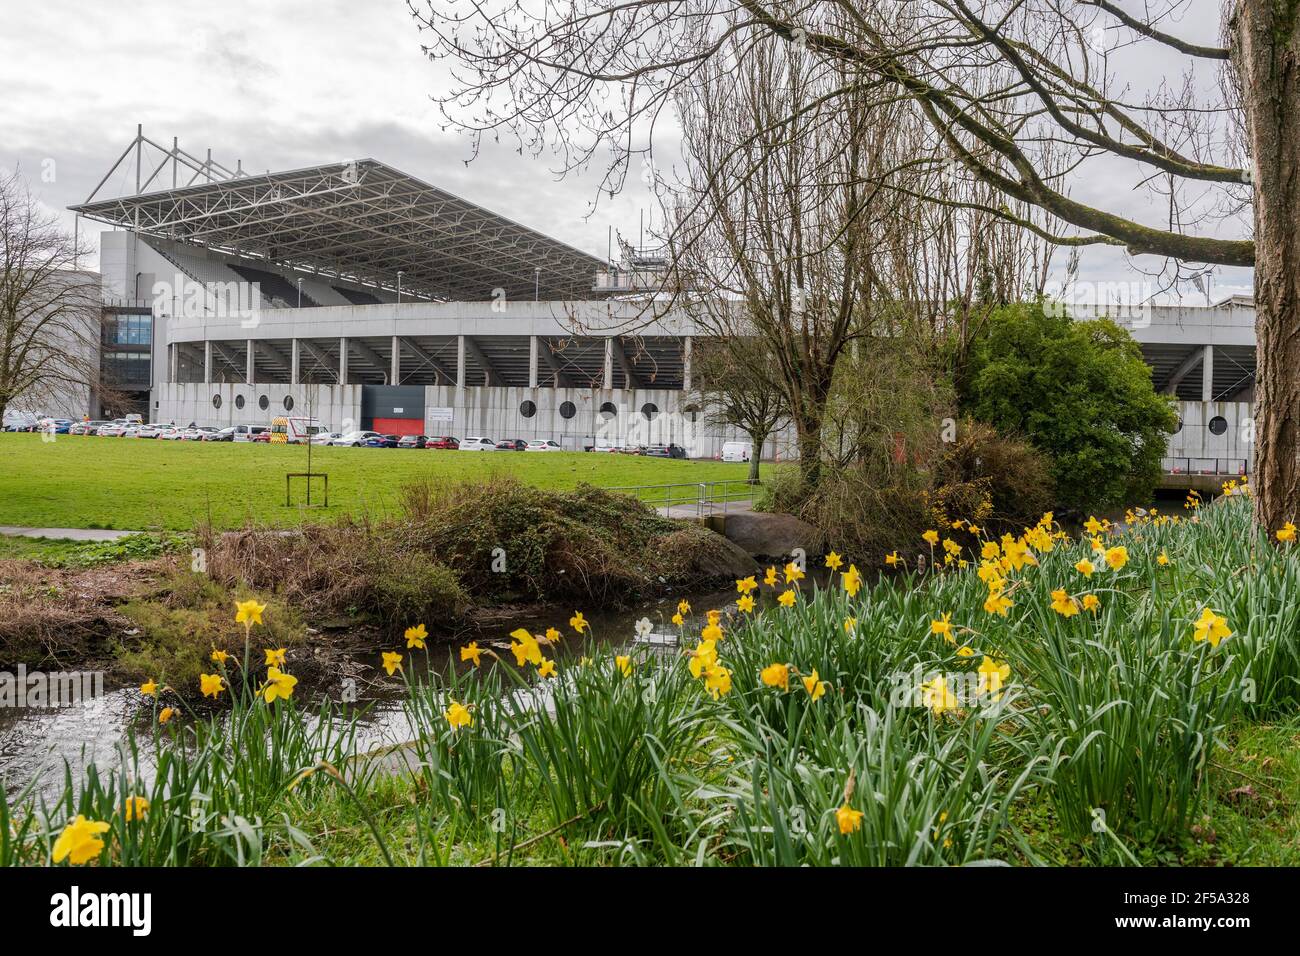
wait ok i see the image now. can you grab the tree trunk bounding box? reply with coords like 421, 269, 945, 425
1235, 0, 1300, 533
795, 414, 823, 489
747, 429, 767, 483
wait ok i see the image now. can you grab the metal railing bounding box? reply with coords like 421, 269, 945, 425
603, 478, 762, 517
1162, 457, 1249, 476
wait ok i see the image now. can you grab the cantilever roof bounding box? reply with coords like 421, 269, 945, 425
71, 159, 607, 301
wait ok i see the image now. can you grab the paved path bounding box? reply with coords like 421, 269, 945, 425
662, 500, 755, 520
0, 526, 139, 542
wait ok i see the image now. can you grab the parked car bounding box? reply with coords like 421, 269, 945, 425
368, 434, 401, 448
309, 431, 342, 445
120, 423, 144, 438
69, 420, 108, 436
459, 436, 496, 452
720, 441, 753, 463
133, 423, 164, 438
495, 439, 528, 452
96, 421, 130, 437
186, 427, 219, 441
328, 431, 385, 447
159, 427, 190, 440
396, 435, 428, 449
426, 436, 459, 450
251, 429, 272, 443
525, 440, 563, 452
643, 443, 688, 459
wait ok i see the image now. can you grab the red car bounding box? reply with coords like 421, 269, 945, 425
426, 435, 459, 449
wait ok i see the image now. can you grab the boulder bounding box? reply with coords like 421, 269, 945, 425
718, 511, 826, 558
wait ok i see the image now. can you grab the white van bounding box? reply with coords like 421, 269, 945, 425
721, 441, 753, 463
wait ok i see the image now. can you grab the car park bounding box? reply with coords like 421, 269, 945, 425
459, 436, 496, 452
426, 435, 459, 450
159, 426, 190, 440
97, 421, 130, 437
495, 439, 527, 451
644, 443, 688, 459
135, 423, 165, 438
69, 421, 108, 436
396, 435, 428, 449
186, 426, 219, 441
309, 431, 342, 445
525, 440, 562, 452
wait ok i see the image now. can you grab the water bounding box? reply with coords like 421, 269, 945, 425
0, 583, 744, 799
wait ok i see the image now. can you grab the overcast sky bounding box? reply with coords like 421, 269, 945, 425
0, 0, 1253, 303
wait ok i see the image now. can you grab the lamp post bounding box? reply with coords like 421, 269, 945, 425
397, 270, 404, 304
297, 277, 302, 308
534, 267, 541, 302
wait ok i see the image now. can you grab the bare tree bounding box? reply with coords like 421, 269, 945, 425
690, 333, 789, 482
0, 170, 100, 426
412, 0, 1291, 530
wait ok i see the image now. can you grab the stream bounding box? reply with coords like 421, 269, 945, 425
0, 582, 745, 800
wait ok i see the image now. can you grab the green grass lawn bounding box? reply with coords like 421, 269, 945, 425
0, 433, 750, 531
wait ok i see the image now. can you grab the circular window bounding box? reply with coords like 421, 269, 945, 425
234, 394, 246, 410
641, 402, 659, 421
519, 400, 537, 418
258, 395, 270, 411
559, 401, 576, 420
212, 394, 223, 409
682, 404, 701, 423
1209, 415, 1228, 436
599, 402, 618, 420
283, 395, 295, 411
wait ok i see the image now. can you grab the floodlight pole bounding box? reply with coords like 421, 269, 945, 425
397, 270, 404, 303
534, 267, 540, 302
297, 278, 302, 308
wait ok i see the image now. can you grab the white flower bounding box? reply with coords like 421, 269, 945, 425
634, 616, 654, 639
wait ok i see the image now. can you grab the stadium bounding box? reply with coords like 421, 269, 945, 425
70, 128, 1253, 475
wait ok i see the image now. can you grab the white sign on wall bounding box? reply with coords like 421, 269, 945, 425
426, 406, 453, 425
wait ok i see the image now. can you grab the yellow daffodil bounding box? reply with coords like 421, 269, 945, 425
1075, 558, 1094, 577
1104, 546, 1128, 571
405, 624, 428, 649
844, 617, 856, 633
262, 666, 298, 703
616, 655, 633, 677
1277, 522, 1296, 543
509, 628, 543, 666
1050, 588, 1079, 618
51, 815, 111, 865
381, 651, 403, 676
264, 647, 287, 668
760, 662, 790, 691
1082, 593, 1101, 613
778, 589, 797, 608
836, 803, 864, 835
123, 796, 149, 822
538, 658, 557, 679
1193, 608, 1232, 648
803, 669, 828, 701
1157, 552, 1170, 566
543, 627, 560, 645
956, 645, 974, 658
930, 612, 954, 643
784, 562, 805, 584
703, 664, 732, 699
825, 551, 843, 571
1083, 516, 1106, 535
977, 657, 1011, 701
199, 673, 225, 699
702, 621, 724, 641
983, 590, 1013, 617
981, 541, 1001, 560
763, 566, 778, 587
158, 707, 175, 724
885, 551, 900, 567
460, 642, 482, 666
569, 611, 588, 634
736, 576, 758, 594
842, 564, 862, 598
737, 594, 755, 613
444, 699, 472, 730
687, 640, 718, 678
235, 599, 266, 628
671, 612, 685, 626
922, 529, 940, 546
920, 676, 959, 715
210, 649, 230, 665
140, 679, 158, 698
678, 599, 692, 615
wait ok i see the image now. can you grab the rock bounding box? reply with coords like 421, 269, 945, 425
689, 533, 762, 579
718, 512, 826, 559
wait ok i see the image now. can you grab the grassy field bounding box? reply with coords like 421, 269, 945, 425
0, 434, 750, 531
